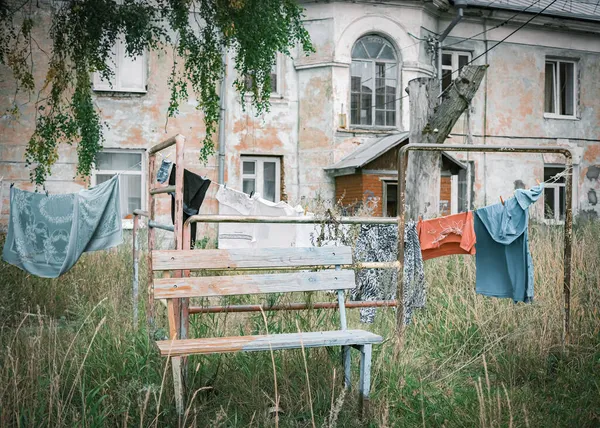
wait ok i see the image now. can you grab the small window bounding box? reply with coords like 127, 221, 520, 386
544, 59, 576, 118
93, 150, 145, 221
441, 50, 471, 92
244, 56, 280, 96
241, 156, 281, 202
383, 181, 398, 217
93, 37, 146, 93
457, 161, 474, 213
543, 165, 566, 223
351, 35, 398, 128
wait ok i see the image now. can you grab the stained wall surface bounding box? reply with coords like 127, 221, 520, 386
1, 1, 599, 240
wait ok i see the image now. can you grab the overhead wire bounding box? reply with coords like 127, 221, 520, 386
372, 0, 560, 109
442, 0, 544, 49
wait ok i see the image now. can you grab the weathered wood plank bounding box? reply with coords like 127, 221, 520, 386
167, 299, 177, 340
148, 133, 185, 155
171, 356, 184, 415
154, 270, 356, 299
359, 344, 373, 418
156, 330, 383, 356
149, 185, 175, 195
152, 246, 353, 271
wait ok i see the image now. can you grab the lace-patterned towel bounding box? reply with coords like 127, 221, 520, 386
3, 176, 122, 278
352, 222, 426, 324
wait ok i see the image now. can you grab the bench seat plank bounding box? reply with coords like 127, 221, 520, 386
154, 270, 356, 299
152, 246, 353, 271
156, 330, 383, 356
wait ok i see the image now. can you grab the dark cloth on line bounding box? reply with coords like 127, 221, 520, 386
168, 165, 211, 248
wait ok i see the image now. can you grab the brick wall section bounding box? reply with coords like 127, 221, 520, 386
335, 174, 363, 206
361, 174, 384, 217
440, 176, 452, 216
336, 171, 453, 217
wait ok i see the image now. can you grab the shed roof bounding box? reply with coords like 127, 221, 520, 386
326, 132, 410, 173
463, 0, 600, 23
326, 132, 466, 176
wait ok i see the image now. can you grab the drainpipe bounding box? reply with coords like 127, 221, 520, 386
437, 0, 466, 91
217, 52, 227, 186
217, 51, 227, 243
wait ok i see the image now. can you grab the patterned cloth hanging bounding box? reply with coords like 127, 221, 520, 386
352, 221, 426, 324
3, 176, 122, 278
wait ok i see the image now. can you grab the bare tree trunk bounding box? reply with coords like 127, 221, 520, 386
405, 78, 440, 220
404, 65, 488, 220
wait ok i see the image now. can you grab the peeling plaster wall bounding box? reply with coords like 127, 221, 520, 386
438, 12, 600, 219
2, 1, 600, 235
0, 6, 217, 243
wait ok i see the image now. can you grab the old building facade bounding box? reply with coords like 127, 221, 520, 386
1, 0, 599, 238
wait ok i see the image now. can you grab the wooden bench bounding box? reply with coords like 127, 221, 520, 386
151, 246, 383, 415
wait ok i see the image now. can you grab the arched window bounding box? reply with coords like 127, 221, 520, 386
350, 35, 398, 127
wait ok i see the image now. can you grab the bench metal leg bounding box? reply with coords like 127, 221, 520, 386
358, 344, 372, 418
172, 356, 184, 415
343, 345, 351, 389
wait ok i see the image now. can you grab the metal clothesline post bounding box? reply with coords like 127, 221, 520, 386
397, 143, 574, 344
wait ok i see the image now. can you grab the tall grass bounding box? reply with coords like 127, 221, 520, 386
0, 222, 599, 427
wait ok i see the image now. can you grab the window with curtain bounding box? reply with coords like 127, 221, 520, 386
544, 59, 576, 118
244, 56, 280, 95
93, 36, 147, 93
350, 35, 398, 128
93, 150, 145, 220
241, 156, 281, 202
441, 50, 471, 92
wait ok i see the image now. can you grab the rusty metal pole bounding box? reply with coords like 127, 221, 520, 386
146, 154, 156, 330
173, 135, 185, 338
562, 151, 574, 344
132, 213, 140, 327
397, 143, 574, 344
396, 149, 407, 339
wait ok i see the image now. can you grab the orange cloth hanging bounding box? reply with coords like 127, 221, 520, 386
417, 211, 476, 261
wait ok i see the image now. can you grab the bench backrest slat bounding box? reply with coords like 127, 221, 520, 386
152, 246, 352, 271
154, 270, 355, 299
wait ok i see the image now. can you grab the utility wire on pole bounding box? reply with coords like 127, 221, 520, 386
379, 0, 560, 109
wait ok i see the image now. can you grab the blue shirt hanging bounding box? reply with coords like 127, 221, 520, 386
474, 184, 543, 302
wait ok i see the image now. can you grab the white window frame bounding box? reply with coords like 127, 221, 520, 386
441, 50, 471, 92
92, 149, 146, 229
271, 53, 282, 98
350, 35, 399, 129
543, 165, 566, 225
241, 155, 281, 202
544, 59, 577, 120
244, 54, 282, 99
93, 36, 147, 94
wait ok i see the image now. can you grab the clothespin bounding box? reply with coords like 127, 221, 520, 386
500, 196, 505, 206
10, 182, 14, 188
418, 215, 423, 222
536, 179, 541, 186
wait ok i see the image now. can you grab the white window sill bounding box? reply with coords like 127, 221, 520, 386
243, 93, 286, 102
337, 127, 399, 135
543, 113, 578, 121
93, 89, 148, 96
